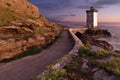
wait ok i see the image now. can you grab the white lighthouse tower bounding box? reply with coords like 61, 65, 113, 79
86, 7, 98, 29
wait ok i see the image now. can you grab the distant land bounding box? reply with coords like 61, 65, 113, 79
48, 20, 120, 28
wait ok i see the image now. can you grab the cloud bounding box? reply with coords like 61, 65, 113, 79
59, 14, 76, 17
36, 0, 72, 11
47, 16, 63, 21
69, 14, 76, 16
29, 0, 120, 24
77, 0, 120, 9
30, 0, 120, 11
47, 17, 85, 28
94, 0, 120, 5
37, 3, 59, 11
46, 14, 76, 22
77, 5, 103, 9
46, 17, 64, 25
77, 5, 89, 9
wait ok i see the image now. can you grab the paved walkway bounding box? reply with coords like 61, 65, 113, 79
0, 30, 74, 80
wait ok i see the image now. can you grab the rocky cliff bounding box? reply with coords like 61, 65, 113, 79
0, 0, 63, 61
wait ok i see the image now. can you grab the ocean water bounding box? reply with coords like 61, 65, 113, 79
99, 22, 120, 50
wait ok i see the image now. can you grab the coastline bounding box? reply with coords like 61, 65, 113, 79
67, 22, 120, 51
71, 27, 120, 79
73, 27, 120, 59
38, 28, 120, 80
73, 27, 113, 51
100, 26, 120, 51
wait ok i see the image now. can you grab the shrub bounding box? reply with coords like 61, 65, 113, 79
40, 69, 67, 80
98, 57, 120, 76
95, 49, 109, 58
32, 76, 39, 80
78, 45, 109, 58
6, 2, 12, 6
33, 28, 46, 35
78, 45, 93, 55
0, 6, 18, 26
29, 16, 37, 20
57, 32, 64, 39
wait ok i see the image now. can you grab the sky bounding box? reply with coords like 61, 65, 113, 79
29, 0, 120, 24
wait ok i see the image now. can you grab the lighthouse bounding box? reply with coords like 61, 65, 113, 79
86, 7, 98, 29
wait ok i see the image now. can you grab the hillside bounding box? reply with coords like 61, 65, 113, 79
0, 0, 63, 61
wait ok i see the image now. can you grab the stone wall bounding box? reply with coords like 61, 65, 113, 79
71, 27, 87, 34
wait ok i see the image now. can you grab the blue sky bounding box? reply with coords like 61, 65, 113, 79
29, 0, 120, 23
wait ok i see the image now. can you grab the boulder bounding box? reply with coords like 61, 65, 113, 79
80, 33, 94, 44
92, 40, 113, 51
75, 32, 82, 38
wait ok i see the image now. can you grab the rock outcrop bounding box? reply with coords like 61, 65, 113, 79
92, 40, 113, 51
85, 29, 111, 38
0, 0, 63, 61
75, 29, 113, 51
0, 0, 39, 18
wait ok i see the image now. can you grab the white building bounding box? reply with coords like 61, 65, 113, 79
86, 7, 98, 29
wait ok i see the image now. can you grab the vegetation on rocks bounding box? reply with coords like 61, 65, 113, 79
97, 57, 120, 76
0, 6, 18, 26
78, 45, 110, 59
37, 45, 120, 80
40, 69, 67, 80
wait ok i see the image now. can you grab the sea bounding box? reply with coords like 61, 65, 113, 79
99, 22, 120, 50
66, 22, 120, 50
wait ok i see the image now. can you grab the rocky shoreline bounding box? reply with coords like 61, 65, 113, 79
75, 28, 113, 51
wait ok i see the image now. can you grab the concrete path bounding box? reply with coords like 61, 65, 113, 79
0, 30, 74, 80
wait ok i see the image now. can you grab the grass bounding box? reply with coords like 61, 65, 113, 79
97, 57, 120, 76
56, 32, 64, 39
0, 5, 38, 26
0, 6, 18, 26
40, 69, 67, 80
79, 46, 120, 76
46, 55, 67, 70
32, 76, 39, 80
65, 55, 92, 80
33, 27, 47, 35
29, 16, 37, 20
32, 69, 67, 80
78, 45, 110, 59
